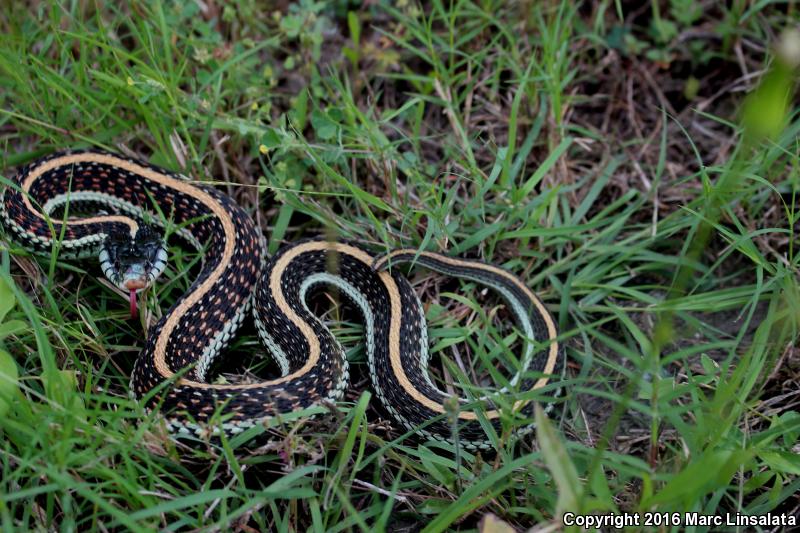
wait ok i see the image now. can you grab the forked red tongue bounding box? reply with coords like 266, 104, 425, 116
129, 290, 138, 319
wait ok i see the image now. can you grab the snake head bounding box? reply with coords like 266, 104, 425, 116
99, 225, 168, 315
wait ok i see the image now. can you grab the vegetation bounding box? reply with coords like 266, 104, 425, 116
0, 1, 798, 531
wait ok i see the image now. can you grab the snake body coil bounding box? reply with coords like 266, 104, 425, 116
0, 150, 562, 450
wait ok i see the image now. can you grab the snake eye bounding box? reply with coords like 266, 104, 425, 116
105, 229, 128, 246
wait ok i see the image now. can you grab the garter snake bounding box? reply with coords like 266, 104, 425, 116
0, 149, 563, 450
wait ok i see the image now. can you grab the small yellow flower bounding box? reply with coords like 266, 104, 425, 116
259, 144, 269, 155
251, 102, 259, 111
126, 76, 134, 86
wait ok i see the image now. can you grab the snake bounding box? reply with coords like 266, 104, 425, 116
0, 149, 563, 450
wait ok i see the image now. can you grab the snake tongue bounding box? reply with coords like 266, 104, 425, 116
129, 290, 138, 319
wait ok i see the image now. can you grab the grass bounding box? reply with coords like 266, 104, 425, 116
0, 0, 799, 531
